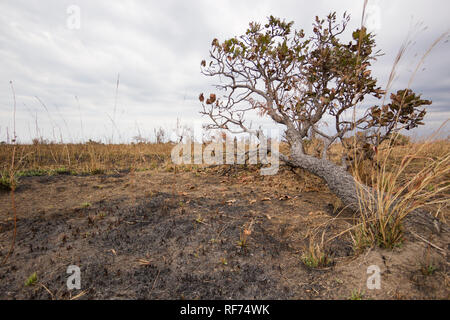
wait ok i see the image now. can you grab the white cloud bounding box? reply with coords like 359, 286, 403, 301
0, 0, 448, 143
365, 0, 382, 32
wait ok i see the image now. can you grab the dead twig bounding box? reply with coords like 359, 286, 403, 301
409, 230, 446, 255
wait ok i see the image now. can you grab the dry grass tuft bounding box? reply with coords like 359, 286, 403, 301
352, 134, 449, 250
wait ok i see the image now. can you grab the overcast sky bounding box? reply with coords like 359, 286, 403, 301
0, 0, 449, 143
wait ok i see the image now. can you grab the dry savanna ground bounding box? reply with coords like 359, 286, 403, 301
0, 139, 448, 299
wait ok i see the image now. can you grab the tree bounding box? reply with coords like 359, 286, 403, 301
199, 13, 441, 233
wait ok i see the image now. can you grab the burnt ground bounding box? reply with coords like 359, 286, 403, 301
0, 167, 448, 300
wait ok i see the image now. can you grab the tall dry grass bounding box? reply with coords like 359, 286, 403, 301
348, 0, 449, 250
0, 141, 174, 180
351, 132, 449, 250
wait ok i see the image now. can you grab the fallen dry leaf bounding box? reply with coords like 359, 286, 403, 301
137, 258, 151, 266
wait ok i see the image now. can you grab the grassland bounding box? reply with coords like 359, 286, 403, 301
0, 138, 448, 299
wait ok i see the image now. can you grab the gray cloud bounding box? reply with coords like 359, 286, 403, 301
0, 0, 448, 142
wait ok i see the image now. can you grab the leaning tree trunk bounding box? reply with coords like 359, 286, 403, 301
280, 147, 448, 239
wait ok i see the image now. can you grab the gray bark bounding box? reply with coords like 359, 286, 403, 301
280, 144, 447, 239
281, 148, 362, 212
